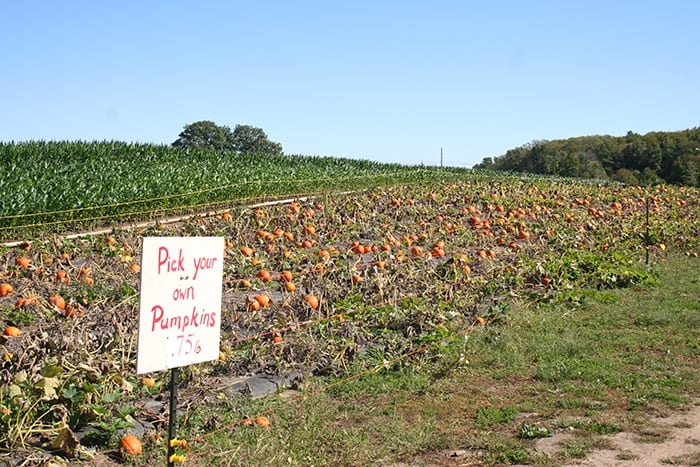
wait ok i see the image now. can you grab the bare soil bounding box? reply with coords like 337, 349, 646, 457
537, 401, 700, 466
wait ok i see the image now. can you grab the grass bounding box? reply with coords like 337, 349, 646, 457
149, 254, 699, 466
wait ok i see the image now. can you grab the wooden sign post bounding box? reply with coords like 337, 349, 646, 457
136, 237, 224, 465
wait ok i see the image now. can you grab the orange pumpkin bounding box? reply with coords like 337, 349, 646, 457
305, 294, 320, 310
3, 326, 21, 337
56, 270, 70, 283
120, 433, 142, 456
257, 270, 272, 283
280, 270, 293, 282
255, 415, 271, 428
254, 294, 270, 308
49, 294, 66, 310
0, 283, 13, 297
352, 243, 366, 255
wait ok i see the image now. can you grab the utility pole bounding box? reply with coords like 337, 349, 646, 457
440, 147, 443, 168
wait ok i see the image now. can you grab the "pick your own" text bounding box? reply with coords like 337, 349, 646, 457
157, 246, 218, 280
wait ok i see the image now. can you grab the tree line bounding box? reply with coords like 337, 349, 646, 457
474, 128, 700, 186
173, 120, 283, 155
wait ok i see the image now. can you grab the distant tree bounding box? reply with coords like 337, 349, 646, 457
556, 152, 581, 177
613, 168, 640, 185
474, 157, 494, 169
231, 124, 283, 155
579, 154, 608, 180
639, 167, 663, 186
172, 121, 235, 150
668, 152, 699, 186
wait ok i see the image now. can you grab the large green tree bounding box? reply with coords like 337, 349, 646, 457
172, 120, 235, 150
231, 124, 283, 155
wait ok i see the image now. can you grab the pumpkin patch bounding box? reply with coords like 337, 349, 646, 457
0, 172, 697, 462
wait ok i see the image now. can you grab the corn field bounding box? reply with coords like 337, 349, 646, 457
0, 141, 477, 240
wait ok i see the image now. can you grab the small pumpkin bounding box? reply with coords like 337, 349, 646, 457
257, 270, 272, 283
3, 326, 21, 337
305, 294, 320, 310
0, 283, 13, 297
280, 270, 293, 283
120, 433, 142, 456
254, 294, 270, 308
56, 270, 70, 283
255, 415, 271, 428
49, 294, 66, 310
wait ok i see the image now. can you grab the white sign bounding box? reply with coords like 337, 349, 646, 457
136, 237, 224, 374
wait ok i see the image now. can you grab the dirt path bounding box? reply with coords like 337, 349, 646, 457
536, 401, 700, 466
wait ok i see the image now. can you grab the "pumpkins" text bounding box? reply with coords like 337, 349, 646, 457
150, 304, 216, 332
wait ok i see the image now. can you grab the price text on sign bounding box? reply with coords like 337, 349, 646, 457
136, 237, 224, 374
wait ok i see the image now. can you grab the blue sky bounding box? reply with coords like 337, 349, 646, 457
2, 1, 698, 167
